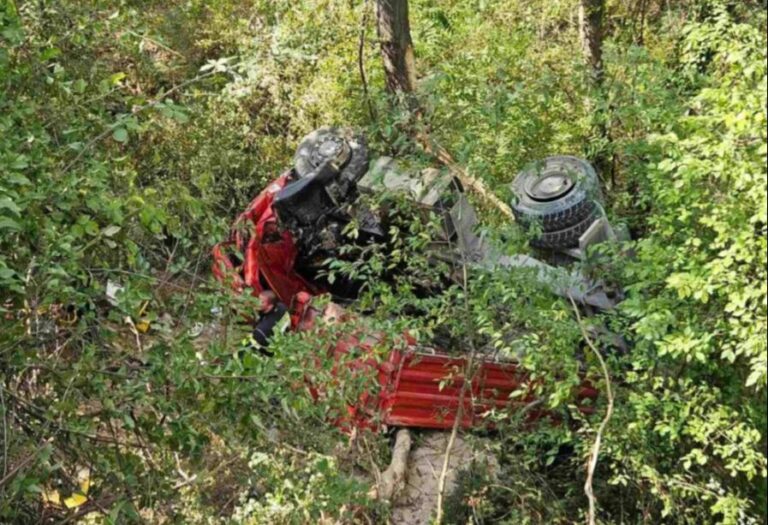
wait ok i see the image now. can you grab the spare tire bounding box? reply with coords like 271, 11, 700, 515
530, 207, 601, 249
511, 156, 601, 232
294, 127, 369, 185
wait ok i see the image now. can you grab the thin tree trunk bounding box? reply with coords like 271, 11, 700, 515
376, 0, 417, 95
375, 0, 512, 216
579, 0, 605, 86
579, 0, 613, 184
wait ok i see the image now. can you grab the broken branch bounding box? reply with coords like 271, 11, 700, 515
371, 428, 412, 501
414, 130, 514, 219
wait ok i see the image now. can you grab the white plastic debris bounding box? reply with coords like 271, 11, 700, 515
106, 280, 124, 306
188, 322, 205, 338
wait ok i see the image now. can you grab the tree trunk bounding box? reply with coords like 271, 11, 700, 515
375, 0, 513, 216
376, 0, 417, 95
579, 0, 604, 85
579, 0, 612, 184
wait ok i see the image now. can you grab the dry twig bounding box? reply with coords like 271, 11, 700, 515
358, 0, 376, 121
569, 295, 614, 525
0, 383, 7, 478
435, 262, 478, 523
0, 441, 49, 490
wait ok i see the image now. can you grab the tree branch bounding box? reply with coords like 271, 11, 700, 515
569, 295, 614, 525
435, 260, 478, 523
62, 70, 218, 173
372, 428, 412, 501
414, 129, 514, 219
358, 0, 376, 121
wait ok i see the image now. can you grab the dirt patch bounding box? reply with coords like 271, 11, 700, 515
390, 431, 497, 525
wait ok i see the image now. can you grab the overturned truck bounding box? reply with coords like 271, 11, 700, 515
213, 127, 625, 430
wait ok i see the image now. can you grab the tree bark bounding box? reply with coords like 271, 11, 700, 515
376, 0, 417, 95
375, 0, 513, 217
369, 428, 412, 501
579, 0, 612, 184
579, 0, 605, 85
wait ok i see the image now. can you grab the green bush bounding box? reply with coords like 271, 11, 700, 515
1, 0, 765, 523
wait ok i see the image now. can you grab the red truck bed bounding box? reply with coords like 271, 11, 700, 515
213, 176, 598, 431
379, 351, 526, 428
373, 350, 596, 430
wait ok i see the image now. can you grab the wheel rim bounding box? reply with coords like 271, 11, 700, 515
524, 168, 575, 202
308, 134, 351, 171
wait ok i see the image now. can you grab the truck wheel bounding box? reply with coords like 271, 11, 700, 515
530, 208, 601, 249
511, 156, 601, 232
294, 127, 369, 184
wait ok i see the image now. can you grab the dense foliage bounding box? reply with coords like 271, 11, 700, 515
1, 0, 765, 523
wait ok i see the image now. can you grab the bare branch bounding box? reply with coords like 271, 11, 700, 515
0, 381, 7, 478
372, 428, 412, 501
435, 259, 477, 523
358, 0, 377, 121
415, 129, 514, 219
0, 441, 49, 490
569, 295, 614, 525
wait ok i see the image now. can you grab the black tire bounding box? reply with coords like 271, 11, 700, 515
513, 197, 596, 232
511, 156, 601, 232
530, 208, 601, 249
294, 127, 369, 184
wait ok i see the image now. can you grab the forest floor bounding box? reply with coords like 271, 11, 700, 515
391, 432, 497, 525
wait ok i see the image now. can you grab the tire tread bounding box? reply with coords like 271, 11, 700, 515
530, 209, 601, 249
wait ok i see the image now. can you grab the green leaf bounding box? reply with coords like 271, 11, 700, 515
172, 109, 189, 124
84, 220, 99, 236
73, 78, 87, 93
109, 72, 126, 85
112, 128, 128, 143
0, 197, 21, 215
5, 173, 31, 185
0, 217, 21, 231
40, 47, 61, 60
10, 154, 28, 170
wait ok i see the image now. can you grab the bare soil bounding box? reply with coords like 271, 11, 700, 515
390, 431, 498, 525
